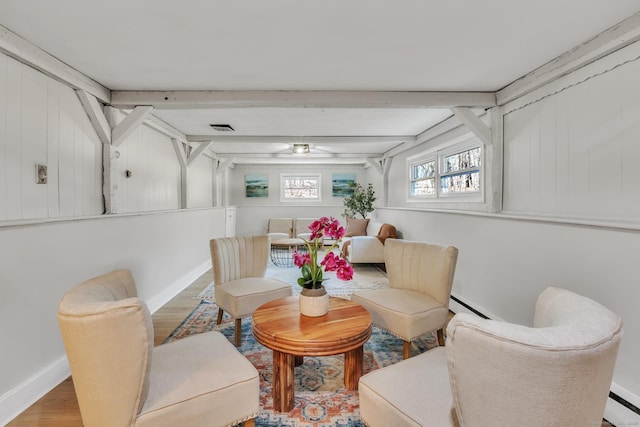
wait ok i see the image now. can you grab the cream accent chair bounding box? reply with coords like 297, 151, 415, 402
351, 239, 458, 359
266, 218, 293, 241
57, 269, 259, 427
358, 287, 623, 427
210, 235, 292, 345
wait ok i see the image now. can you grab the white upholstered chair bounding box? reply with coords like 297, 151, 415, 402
57, 269, 259, 427
210, 235, 292, 345
358, 287, 623, 427
266, 217, 293, 241
351, 239, 458, 359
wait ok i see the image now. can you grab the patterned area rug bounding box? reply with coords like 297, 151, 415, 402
164, 300, 438, 427
196, 263, 390, 302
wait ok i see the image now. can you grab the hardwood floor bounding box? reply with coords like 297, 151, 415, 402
7, 270, 212, 427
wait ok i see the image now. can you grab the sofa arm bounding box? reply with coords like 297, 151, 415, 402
347, 236, 385, 263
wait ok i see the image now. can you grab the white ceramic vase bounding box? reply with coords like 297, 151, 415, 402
299, 286, 329, 317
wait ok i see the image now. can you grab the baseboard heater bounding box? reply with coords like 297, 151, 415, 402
449, 295, 640, 425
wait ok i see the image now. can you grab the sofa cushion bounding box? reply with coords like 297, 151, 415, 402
345, 217, 369, 237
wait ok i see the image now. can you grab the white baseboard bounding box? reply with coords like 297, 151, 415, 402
1, 261, 210, 425
606, 383, 640, 426
146, 260, 210, 314
0, 356, 70, 426
449, 293, 504, 322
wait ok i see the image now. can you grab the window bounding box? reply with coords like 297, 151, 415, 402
410, 157, 436, 197
281, 174, 321, 201
408, 138, 482, 200
440, 147, 481, 194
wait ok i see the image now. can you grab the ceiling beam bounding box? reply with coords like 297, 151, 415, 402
111, 90, 496, 109
112, 106, 154, 147
451, 107, 492, 145
497, 11, 640, 105
187, 140, 213, 166
186, 135, 415, 144
76, 90, 111, 145
0, 24, 111, 103
218, 152, 379, 159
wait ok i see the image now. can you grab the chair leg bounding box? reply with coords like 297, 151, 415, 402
235, 318, 242, 346
403, 340, 412, 359
216, 308, 224, 325
437, 328, 445, 346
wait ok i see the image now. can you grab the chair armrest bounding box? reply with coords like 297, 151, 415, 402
347, 236, 385, 263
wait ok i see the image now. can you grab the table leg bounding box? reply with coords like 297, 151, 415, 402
272, 350, 295, 412
344, 345, 364, 389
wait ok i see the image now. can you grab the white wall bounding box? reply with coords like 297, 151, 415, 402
0, 208, 228, 424
188, 154, 214, 208
377, 44, 640, 408
0, 51, 221, 424
0, 54, 103, 220
231, 164, 369, 236
503, 54, 640, 222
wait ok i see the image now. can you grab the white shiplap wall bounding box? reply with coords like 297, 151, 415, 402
503, 55, 640, 222
187, 154, 214, 208
0, 54, 103, 220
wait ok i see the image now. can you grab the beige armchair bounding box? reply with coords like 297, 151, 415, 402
266, 218, 293, 241
57, 269, 259, 427
210, 235, 292, 345
351, 239, 458, 358
358, 287, 623, 427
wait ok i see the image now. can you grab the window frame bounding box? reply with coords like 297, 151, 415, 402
280, 173, 322, 202
407, 136, 484, 203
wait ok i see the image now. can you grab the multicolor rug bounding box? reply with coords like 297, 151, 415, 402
164, 299, 438, 427
196, 263, 390, 302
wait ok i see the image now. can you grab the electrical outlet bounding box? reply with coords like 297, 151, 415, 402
36, 164, 47, 184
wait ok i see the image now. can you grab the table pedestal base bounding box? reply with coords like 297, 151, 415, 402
271, 346, 364, 413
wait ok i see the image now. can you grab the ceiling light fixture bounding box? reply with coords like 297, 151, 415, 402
292, 143, 310, 155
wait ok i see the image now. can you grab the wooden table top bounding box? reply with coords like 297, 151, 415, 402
252, 296, 372, 356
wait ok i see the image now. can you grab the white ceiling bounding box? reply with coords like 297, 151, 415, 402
1, 0, 639, 164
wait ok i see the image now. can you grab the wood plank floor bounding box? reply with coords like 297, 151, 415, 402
7, 270, 212, 427
7, 269, 613, 427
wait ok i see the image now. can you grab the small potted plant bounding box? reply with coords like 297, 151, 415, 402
342, 183, 376, 219
293, 216, 354, 316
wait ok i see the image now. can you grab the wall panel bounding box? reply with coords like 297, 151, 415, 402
0, 53, 103, 221
503, 57, 640, 222
188, 154, 214, 208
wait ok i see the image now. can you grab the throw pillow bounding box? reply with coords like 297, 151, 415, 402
345, 217, 369, 237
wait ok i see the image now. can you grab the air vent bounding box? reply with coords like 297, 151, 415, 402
209, 124, 235, 132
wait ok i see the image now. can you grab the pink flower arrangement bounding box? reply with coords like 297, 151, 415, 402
293, 216, 354, 289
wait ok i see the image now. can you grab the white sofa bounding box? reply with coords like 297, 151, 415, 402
340, 221, 389, 263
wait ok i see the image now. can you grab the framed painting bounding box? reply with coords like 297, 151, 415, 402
245, 174, 269, 198
332, 173, 355, 197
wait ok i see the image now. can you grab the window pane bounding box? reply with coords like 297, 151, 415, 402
440, 171, 480, 193
283, 177, 319, 199
413, 161, 435, 179
411, 178, 435, 196
443, 148, 481, 173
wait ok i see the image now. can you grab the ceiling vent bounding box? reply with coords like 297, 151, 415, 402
209, 124, 235, 132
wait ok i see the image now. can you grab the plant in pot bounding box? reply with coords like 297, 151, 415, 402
293, 216, 354, 316
342, 183, 376, 219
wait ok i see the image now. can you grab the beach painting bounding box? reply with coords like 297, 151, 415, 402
245, 174, 269, 198
332, 173, 356, 197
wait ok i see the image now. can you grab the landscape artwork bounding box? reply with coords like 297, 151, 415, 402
332, 173, 356, 197
245, 174, 269, 198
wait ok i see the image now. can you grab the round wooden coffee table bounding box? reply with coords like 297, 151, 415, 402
252, 296, 372, 413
